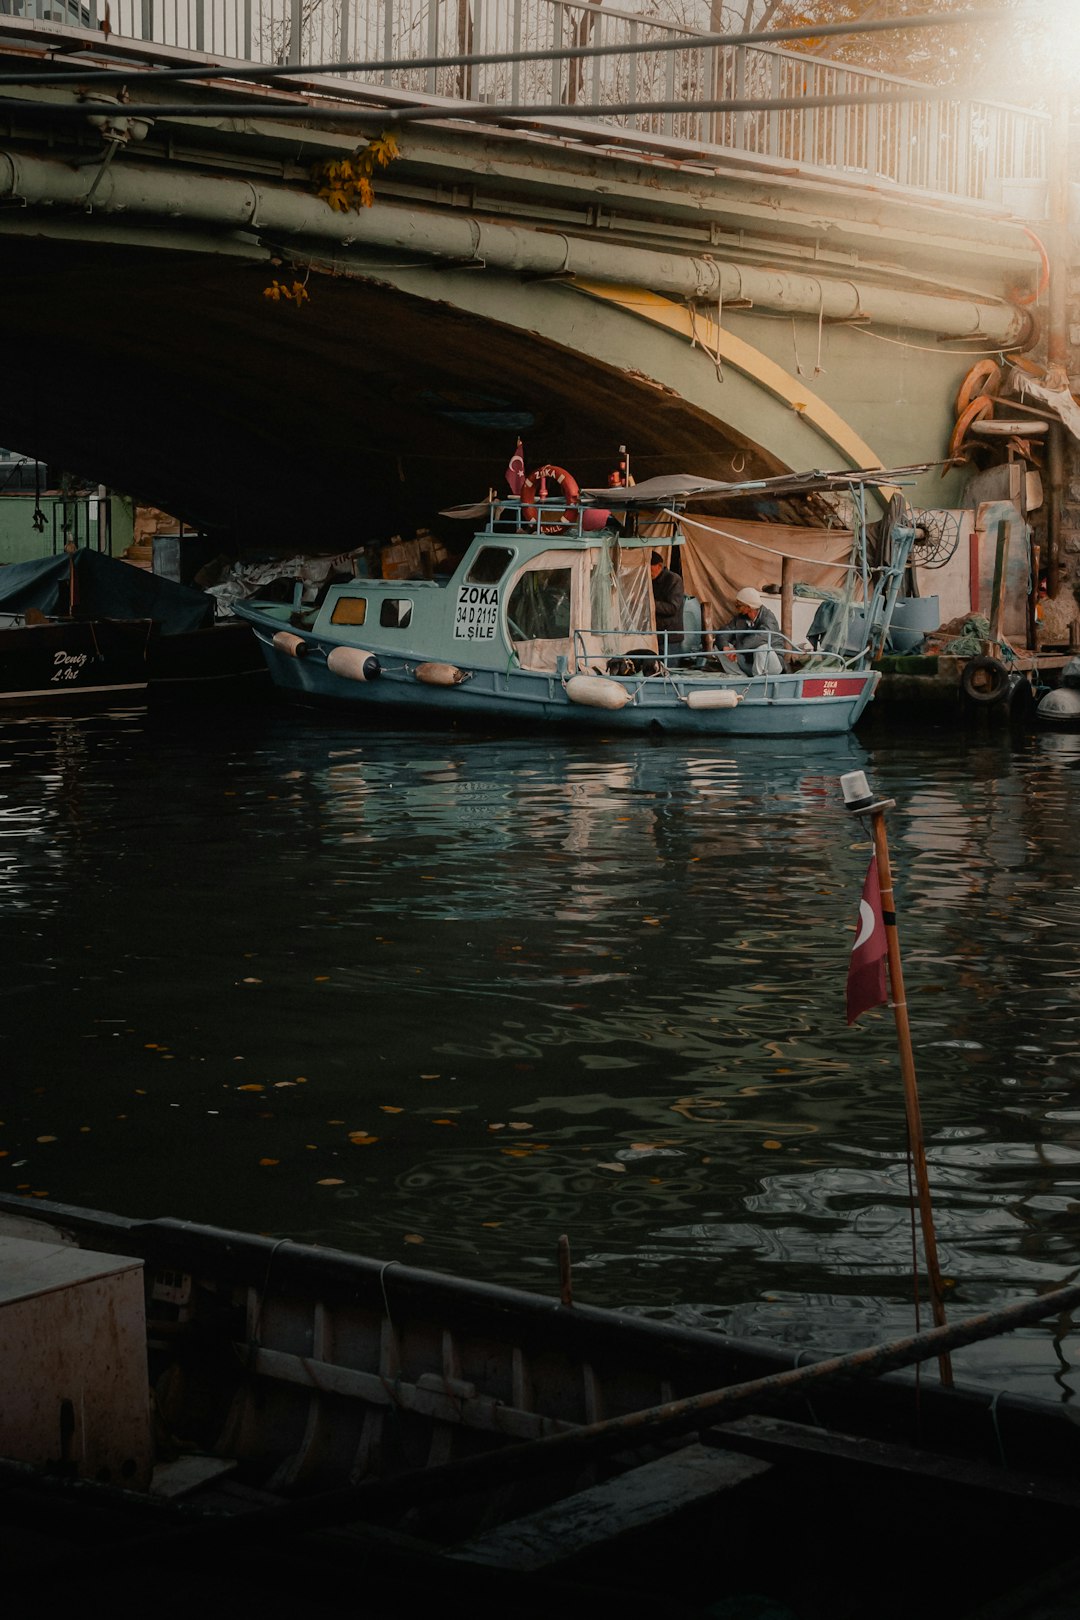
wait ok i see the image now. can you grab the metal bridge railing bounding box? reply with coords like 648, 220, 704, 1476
1, 0, 1050, 210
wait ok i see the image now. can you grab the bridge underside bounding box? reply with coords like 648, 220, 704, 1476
6, 233, 976, 549
8, 240, 797, 546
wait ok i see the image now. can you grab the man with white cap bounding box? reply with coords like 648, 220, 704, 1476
715, 586, 785, 676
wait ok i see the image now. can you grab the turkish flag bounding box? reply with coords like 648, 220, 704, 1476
506, 438, 525, 496
846, 855, 888, 1024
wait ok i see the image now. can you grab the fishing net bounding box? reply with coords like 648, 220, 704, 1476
586, 536, 654, 654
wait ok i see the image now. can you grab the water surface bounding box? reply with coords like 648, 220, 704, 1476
3, 700, 1079, 1401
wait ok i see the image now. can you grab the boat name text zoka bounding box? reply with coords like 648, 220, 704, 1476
454, 584, 499, 641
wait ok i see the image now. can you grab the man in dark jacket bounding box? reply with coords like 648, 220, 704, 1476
649, 551, 685, 653
715, 586, 784, 675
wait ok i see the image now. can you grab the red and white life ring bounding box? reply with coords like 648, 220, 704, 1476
520, 465, 580, 532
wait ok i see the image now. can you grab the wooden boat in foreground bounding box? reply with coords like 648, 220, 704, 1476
3, 1194, 1080, 1615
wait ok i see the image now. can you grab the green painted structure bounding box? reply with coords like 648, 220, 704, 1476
0, 494, 134, 568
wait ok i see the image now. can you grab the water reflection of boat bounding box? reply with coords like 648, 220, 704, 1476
0, 551, 266, 705
6, 1193, 1080, 1612
234, 467, 922, 738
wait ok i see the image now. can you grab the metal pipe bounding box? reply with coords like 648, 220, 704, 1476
0, 151, 1033, 345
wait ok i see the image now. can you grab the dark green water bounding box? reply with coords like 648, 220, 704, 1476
3, 700, 1080, 1401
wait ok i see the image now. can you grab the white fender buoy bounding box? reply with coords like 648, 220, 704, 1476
327, 646, 381, 682
685, 688, 740, 710
272, 631, 308, 658
564, 674, 631, 710
415, 662, 469, 687
1037, 687, 1080, 723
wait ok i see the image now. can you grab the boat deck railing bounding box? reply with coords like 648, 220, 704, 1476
570, 625, 866, 677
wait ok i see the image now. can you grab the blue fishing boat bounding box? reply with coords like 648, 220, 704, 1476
233, 466, 924, 736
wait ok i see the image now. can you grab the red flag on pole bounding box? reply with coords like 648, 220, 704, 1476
506, 438, 525, 496
846, 855, 888, 1024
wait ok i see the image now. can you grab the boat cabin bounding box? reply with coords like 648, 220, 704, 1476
283, 507, 673, 675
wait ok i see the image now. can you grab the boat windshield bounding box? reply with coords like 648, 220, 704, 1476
507, 567, 572, 643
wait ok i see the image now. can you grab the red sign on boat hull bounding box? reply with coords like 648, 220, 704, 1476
800, 677, 867, 699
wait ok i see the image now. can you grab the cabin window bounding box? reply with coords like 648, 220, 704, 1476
466, 547, 514, 586
380, 599, 414, 629
507, 568, 572, 642
330, 597, 367, 626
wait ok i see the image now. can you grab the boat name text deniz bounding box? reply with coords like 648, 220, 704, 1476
52, 650, 88, 681
454, 584, 499, 640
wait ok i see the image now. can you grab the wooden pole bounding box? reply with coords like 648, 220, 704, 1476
868, 804, 953, 1387
987, 517, 1009, 655
780, 554, 794, 647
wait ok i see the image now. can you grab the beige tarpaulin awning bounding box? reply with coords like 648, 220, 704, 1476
675, 516, 857, 631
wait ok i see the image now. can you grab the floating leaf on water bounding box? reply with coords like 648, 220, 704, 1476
643, 917, 661, 926
273, 1082, 295, 1089
0, 1150, 8, 1158
317, 1178, 344, 1186
36, 1135, 56, 1144
420, 1073, 440, 1080
259, 1158, 279, 1167
488, 1123, 506, 1131
315, 976, 330, 982
597, 1162, 627, 1174
348, 1132, 378, 1145
616, 1147, 683, 1162
242, 978, 262, 985
481, 1221, 502, 1228
31, 1190, 48, 1198
237, 1084, 265, 1093
328, 1119, 345, 1125
763, 1139, 783, 1150
404, 1233, 424, 1245
380, 1105, 403, 1114
502, 1148, 530, 1158
508, 1122, 533, 1132
432, 1119, 458, 1127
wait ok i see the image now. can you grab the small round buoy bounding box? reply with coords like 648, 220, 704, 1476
272, 631, 308, 658
564, 674, 631, 710
415, 662, 468, 687
327, 646, 381, 682
1037, 686, 1080, 724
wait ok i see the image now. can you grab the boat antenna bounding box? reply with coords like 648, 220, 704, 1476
841, 768, 953, 1387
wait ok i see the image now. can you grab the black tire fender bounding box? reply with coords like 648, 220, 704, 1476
960, 655, 1009, 705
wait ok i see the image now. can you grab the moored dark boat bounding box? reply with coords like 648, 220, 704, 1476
2, 1194, 1080, 1615
0, 551, 264, 705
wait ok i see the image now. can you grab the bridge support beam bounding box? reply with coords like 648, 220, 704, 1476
0, 151, 1035, 349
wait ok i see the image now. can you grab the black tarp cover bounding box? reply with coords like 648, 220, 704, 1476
0, 551, 214, 635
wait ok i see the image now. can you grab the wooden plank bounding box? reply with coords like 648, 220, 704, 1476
703, 1415, 1080, 1511
450, 1442, 770, 1572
